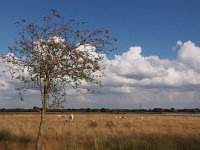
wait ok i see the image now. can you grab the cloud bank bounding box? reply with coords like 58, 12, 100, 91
1, 41, 200, 108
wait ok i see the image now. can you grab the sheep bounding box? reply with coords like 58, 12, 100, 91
115, 115, 127, 119
57, 115, 67, 118
69, 114, 74, 122
115, 115, 121, 119
122, 115, 127, 119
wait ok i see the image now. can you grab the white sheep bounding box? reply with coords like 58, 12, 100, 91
57, 115, 66, 118
115, 115, 121, 119
122, 115, 127, 119
69, 114, 74, 122
115, 115, 127, 119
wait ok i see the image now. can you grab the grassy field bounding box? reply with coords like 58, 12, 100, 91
0, 113, 200, 150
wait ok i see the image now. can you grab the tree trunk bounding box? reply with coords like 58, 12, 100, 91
35, 79, 49, 150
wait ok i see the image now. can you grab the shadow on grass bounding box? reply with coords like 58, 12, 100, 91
0, 129, 13, 141
0, 129, 31, 143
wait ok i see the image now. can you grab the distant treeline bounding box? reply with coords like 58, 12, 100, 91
0, 107, 200, 113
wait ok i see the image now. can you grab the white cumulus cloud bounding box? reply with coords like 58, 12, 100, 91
178, 41, 200, 72
1, 41, 200, 109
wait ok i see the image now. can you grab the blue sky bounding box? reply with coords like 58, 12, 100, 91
1, 0, 200, 109
1, 0, 200, 59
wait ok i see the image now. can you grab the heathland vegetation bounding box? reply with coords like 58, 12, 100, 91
0, 113, 200, 150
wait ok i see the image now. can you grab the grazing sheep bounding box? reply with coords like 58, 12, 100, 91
122, 115, 127, 119
57, 115, 66, 118
115, 115, 121, 119
69, 114, 74, 122
115, 115, 127, 119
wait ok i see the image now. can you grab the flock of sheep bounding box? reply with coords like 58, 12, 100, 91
57, 114, 74, 122
57, 114, 144, 122
115, 115, 127, 119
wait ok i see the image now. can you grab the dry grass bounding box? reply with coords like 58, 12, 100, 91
0, 113, 200, 150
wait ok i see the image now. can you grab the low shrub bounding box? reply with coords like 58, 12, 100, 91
105, 121, 116, 128
87, 120, 98, 128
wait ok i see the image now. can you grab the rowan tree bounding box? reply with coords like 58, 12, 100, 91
3, 9, 116, 150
